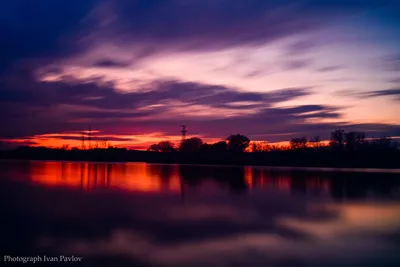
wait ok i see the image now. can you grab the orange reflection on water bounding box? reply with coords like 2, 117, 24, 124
306, 177, 331, 192
26, 162, 332, 194
276, 176, 291, 190
250, 170, 292, 191
29, 162, 181, 193
244, 167, 253, 190
245, 169, 331, 193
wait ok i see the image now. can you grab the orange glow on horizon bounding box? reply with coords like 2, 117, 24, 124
1, 136, 333, 151
2, 129, 396, 151
2, 132, 223, 150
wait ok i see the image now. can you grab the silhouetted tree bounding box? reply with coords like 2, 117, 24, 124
330, 129, 345, 148
199, 143, 210, 152
345, 132, 366, 150
227, 134, 250, 153
61, 144, 70, 150
251, 143, 258, 152
250, 141, 269, 152
211, 141, 228, 153
259, 141, 270, 152
267, 144, 289, 151
158, 141, 177, 152
180, 137, 203, 153
100, 140, 110, 149
147, 144, 159, 152
309, 136, 323, 148
290, 137, 308, 150
371, 137, 396, 150
147, 141, 177, 152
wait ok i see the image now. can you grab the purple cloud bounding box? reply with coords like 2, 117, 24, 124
316, 66, 342, 72
283, 59, 313, 70
91, 59, 130, 68
1, 74, 399, 143
359, 89, 400, 102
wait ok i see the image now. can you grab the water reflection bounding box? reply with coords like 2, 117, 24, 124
2, 161, 399, 200
22, 162, 181, 193
1, 161, 400, 267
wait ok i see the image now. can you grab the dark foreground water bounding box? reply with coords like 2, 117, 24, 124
1, 161, 400, 267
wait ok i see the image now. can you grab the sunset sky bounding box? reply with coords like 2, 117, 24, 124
1, 0, 399, 149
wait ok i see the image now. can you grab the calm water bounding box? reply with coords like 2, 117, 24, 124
1, 161, 400, 267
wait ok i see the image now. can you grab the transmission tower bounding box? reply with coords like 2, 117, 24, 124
88, 126, 92, 149
81, 131, 85, 150
180, 125, 187, 143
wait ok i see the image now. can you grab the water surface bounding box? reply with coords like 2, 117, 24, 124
1, 161, 400, 266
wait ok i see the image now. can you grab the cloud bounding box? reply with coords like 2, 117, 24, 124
359, 89, 400, 101
285, 40, 317, 55
91, 59, 131, 68
0, 0, 96, 71
86, 0, 400, 53
382, 55, 400, 72
0, 76, 312, 112
2, 0, 389, 72
283, 59, 313, 70
0, 139, 39, 149
0, 77, 313, 138
316, 66, 342, 72
389, 78, 400, 84
38, 135, 134, 142
83, 0, 344, 53
2, 75, 399, 144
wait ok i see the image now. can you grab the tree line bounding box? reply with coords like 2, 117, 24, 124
2, 129, 398, 168
147, 129, 398, 153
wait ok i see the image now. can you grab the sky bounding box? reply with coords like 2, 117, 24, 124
1, 0, 400, 150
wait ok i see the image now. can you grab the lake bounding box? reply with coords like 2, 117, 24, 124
1, 160, 400, 267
